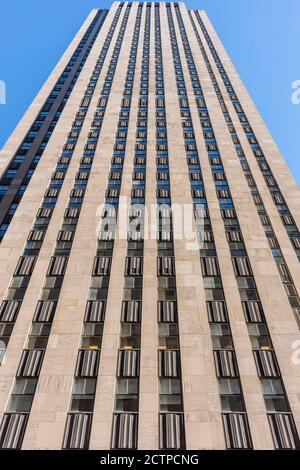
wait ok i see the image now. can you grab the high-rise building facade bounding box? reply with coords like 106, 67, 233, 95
0, 1, 300, 451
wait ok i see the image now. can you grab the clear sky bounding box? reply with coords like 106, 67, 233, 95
0, 0, 299, 186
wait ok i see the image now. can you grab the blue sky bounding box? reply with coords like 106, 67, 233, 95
0, 0, 299, 186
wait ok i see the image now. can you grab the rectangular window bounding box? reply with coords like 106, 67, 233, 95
125, 257, 142, 276
157, 257, 175, 276
111, 413, 137, 450
14, 256, 36, 276
159, 350, 180, 377
232, 257, 252, 277
62, 413, 92, 449
64, 208, 79, 218
159, 413, 185, 450
201, 257, 220, 277
222, 413, 252, 449
37, 207, 52, 219
85, 300, 106, 322
117, 350, 139, 377
214, 350, 238, 378
268, 413, 298, 449
222, 209, 236, 219
17, 349, 44, 377
254, 350, 280, 378
33, 300, 56, 322
0, 413, 28, 449
121, 301, 141, 322
207, 301, 228, 322
75, 350, 99, 377
92, 257, 111, 276
76, 172, 89, 181
28, 230, 44, 242
158, 301, 178, 323
0, 300, 21, 322
57, 230, 74, 242
242, 301, 264, 323
282, 215, 295, 226
47, 256, 68, 276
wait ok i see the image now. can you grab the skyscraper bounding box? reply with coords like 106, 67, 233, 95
0, 1, 300, 450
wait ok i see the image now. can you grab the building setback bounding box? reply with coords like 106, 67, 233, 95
0, 1, 300, 450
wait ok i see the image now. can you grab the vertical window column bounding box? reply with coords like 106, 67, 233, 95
111, 3, 150, 450
155, 4, 185, 451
